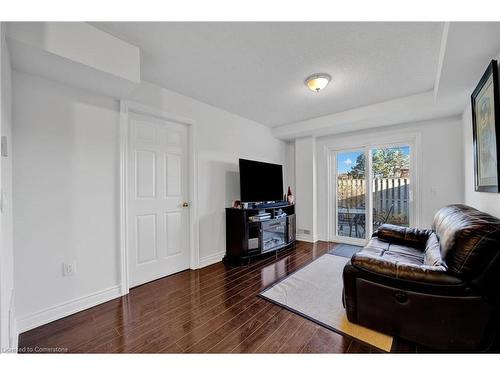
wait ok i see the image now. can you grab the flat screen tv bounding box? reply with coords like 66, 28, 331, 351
239, 158, 283, 203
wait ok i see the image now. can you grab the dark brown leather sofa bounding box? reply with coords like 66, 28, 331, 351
342, 204, 500, 351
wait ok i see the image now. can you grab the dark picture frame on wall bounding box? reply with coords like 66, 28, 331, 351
471, 59, 500, 193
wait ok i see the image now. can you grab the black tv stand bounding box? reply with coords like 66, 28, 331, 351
224, 203, 296, 266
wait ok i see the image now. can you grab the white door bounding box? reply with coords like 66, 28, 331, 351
127, 112, 190, 288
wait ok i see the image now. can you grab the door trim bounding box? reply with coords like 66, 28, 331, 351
119, 100, 198, 296
326, 131, 422, 246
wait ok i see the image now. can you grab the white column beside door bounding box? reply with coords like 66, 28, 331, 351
127, 112, 190, 288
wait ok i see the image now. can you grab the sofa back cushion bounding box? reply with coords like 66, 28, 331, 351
432, 204, 500, 279
423, 233, 446, 268
376, 224, 432, 250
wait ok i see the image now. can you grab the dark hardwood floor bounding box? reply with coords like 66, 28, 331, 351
18, 241, 417, 353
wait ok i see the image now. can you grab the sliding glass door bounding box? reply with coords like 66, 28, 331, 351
332, 144, 413, 244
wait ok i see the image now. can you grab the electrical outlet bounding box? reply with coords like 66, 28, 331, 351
63, 262, 76, 276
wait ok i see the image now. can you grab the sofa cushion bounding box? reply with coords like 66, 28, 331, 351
358, 236, 423, 262
432, 204, 500, 279
351, 237, 458, 284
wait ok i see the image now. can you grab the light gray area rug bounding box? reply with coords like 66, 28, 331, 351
328, 244, 362, 259
260, 254, 393, 352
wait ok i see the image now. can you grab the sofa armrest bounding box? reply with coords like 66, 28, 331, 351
351, 251, 462, 284
375, 224, 433, 250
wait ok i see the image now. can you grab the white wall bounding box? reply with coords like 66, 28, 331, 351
294, 137, 316, 241
461, 51, 500, 219
12, 73, 287, 331
1, 23, 16, 351
463, 104, 500, 218
284, 141, 295, 195
13, 71, 121, 331
312, 116, 464, 241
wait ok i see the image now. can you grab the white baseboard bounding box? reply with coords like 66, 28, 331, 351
198, 251, 225, 268
11, 321, 18, 353
17, 285, 121, 334
296, 235, 315, 243
6, 289, 18, 353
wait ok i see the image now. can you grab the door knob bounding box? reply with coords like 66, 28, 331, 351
182, 202, 189, 208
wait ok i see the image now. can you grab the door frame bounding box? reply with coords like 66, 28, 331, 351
119, 100, 198, 296
326, 131, 422, 246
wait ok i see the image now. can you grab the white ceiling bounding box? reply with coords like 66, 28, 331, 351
436, 22, 500, 102
92, 22, 444, 127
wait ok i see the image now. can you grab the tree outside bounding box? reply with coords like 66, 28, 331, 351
349, 147, 409, 178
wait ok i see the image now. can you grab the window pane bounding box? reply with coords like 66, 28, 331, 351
337, 151, 366, 239
371, 146, 410, 232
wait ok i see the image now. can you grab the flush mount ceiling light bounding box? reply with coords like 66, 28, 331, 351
305, 73, 331, 93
